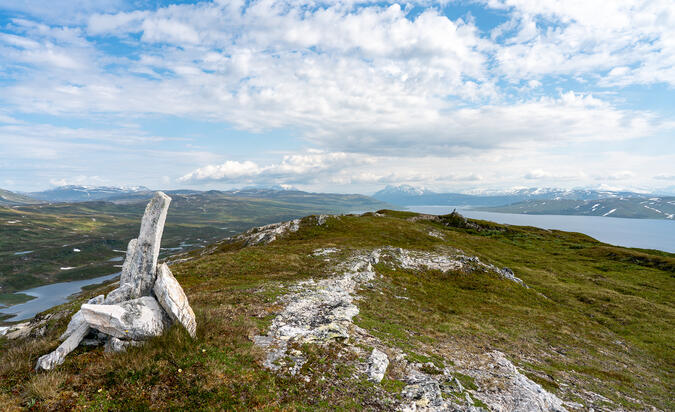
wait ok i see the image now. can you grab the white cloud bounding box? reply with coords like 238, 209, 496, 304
597, 170, 636, 181
0, 0, 673, 192
487, 0, 675, 86
49, 175, 106, 186
179, 151, 375, 184
179, 160, 262, 182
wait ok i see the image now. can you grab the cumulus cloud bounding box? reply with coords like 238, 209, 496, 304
179, 151, 376, 184
0, 0, 673, 191
488, 0, 675, 86
596, 171, 636, 181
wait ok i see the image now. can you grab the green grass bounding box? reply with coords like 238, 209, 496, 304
0, 293, 35, 307
0, 211, 672, 410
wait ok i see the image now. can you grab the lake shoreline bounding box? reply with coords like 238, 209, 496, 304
0, 272, 120, 324
404, 205, 675, 253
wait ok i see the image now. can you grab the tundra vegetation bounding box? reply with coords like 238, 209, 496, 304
0, 210, 672, 410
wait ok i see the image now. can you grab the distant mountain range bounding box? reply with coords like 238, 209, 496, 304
3, 184, 674, 220
0, 189, 41, 206
0, 186, 388, 212
28, 185, 152, 202
372, 184, 647, 207
479, 197, 675, 220
373, 185, 675, 220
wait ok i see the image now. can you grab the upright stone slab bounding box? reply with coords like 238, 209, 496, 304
118, 238, 138, 286
80, 296, 170, 341
121, 192, 171, 298
153, 263, 197, 338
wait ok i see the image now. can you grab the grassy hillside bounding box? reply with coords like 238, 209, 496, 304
0, 191, 387, 294
480, 197, 675, 219
0, 211, 672, 410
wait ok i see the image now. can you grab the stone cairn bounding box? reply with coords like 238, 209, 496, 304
36, 192, 196, 371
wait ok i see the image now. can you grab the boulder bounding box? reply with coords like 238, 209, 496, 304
81, 296, 170, 341
120, 192, 171, 298
5, 322, 31, 340
153, 263, 197, 338
59, 294, 104, 341
367, 348, 389, 382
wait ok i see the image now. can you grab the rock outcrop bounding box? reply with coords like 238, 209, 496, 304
35, 192, 196, 371
253, 243, 561, 411
367, 348, 389, 383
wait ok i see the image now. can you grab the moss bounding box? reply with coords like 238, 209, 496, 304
381, 377, 406, 393
453, 373, 478, 391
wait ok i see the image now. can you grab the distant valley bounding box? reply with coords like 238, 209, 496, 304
0, 186, 388, 301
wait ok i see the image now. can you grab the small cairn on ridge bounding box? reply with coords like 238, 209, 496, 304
36, 192, 196, 371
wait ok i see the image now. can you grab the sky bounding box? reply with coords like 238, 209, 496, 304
0, 0, 674, 194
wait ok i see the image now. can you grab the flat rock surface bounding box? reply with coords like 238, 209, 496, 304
81, 296, 170, 341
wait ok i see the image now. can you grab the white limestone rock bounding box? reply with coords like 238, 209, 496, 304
153, 263, 196, 338
4, 322, 31, 340
120, 192, 171, 298
104, 282, 133, 304
81, 296, 170, 341
367, 348, 389, 382
36, 323, 89, 370
59, 294, 104, 341
236, 219, 301, 246
468, 351, 567, 412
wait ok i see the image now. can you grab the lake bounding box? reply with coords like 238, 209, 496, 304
406, 206, 675, 253
0, 272, 120, 322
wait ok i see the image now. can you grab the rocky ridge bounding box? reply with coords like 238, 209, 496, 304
244, 215, 563, 411
34, 192, 197, 370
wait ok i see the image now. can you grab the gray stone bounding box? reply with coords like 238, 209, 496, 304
4, 322, 31, 340
104, 337, 142, 353
120, 192, 171, 298
367, 348, 389, 382
462, 351, 567, 412
236, 219, 300, 246
81, 296, 170, 341
153, 263, 197, 338
401, 371, 444, 409
59, 294, 104, 341
36, 323, 89, 370
104, 282, 133, 304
